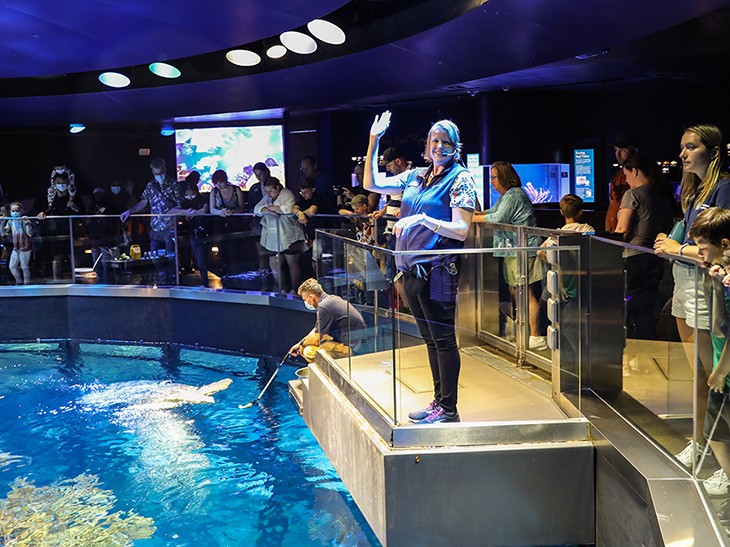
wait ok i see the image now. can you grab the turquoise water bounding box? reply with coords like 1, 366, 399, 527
0, 342, 381, 546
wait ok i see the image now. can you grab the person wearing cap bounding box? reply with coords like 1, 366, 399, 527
605, 133, 639, 232
339, 193, 375, 244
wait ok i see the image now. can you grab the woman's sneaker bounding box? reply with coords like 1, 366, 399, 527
408, 401, 440, 421
414, 407, 460, 424
676, 440, 713, 468
704, 469, 730, 498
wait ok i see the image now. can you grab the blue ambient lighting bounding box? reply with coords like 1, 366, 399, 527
160, 126, 175, 137
98, 72, 130, 88
149, 62, 181, 79
69, 124, 86, 133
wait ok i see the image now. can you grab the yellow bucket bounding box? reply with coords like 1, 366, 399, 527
130, 245, 141, 260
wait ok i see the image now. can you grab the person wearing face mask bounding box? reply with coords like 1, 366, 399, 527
0, 202, 34, 285
37, 172, 86, 282
289, 278, 367, 363
47, 160, 77, 210
120, 158, 187, 285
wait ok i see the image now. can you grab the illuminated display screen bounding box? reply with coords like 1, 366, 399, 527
175, 125, 285, 191
487, 163, 570, 207
573, 149, 595, 202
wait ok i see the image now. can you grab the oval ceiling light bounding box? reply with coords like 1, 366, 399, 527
149, 62, 181, 79
226, 49, 261, 67
307, 19, 346, 45
266, 45, 287, 59
160, 126, 175, 137
69, 124, 86, 134
98, 72, 130, 88
280, 31, 317, 55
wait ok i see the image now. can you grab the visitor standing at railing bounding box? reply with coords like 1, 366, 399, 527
1, 202, 34, 285
180, 178, 210, 287
120, 158, 187, 285
254, 177, 307, 294
37, 172, 86, 283
615, 153, 674, 341
209, 169, 245, 277
472, 162, 547, 351
654, 124, 730, 471
686, 207, 730, 501
364, 111, 477, 424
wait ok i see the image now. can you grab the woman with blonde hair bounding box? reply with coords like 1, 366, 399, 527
655, 124, 730, 475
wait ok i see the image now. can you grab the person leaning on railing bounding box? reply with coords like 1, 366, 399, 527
654, 124, 730, 471
363, 110, 477, 424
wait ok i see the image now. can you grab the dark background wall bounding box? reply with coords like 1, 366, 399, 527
2, 82, 729, 216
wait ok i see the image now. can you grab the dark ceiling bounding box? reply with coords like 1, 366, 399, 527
2, 0, 730, 127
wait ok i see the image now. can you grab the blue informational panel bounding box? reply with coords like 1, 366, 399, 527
573, 149, 595, 202
487, 163, 571, 208
466, 154, 484, 210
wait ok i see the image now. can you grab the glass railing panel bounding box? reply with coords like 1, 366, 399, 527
475, 224, 514, 345
67, 215, 177, 286
694, 261, 730, 512
341, 234, 399, 423
542, 244, 583, 410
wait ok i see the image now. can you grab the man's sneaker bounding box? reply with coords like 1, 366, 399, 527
704, 468, 730, 498
529, 335, 548, 351
408, 401, 440, 421
414, 406, 460, 424
676, 440, 709, 468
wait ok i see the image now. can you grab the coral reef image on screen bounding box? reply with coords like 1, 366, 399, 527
175, 125, 284, 191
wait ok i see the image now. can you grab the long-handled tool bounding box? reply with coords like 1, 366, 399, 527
238, 353, 292, 409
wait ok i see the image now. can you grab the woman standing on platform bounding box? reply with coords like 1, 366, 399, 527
364, 111, 477, 424
655, 124, 730, 470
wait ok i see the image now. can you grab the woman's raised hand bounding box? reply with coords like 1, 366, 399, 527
370, 111, 391, 139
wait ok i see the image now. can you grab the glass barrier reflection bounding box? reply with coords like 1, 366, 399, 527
316, 231, 582, 426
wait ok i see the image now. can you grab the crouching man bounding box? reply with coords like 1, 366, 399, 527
289, 278, 366, 363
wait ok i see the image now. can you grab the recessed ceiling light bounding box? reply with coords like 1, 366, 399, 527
266, 45, 287, 59
307, 19, 346, 45
69, 124, 86, 133
98, 72, 130, 88
280, 31, 317, 55
149, 62, 181, 79
226, 49, 261, 67
160, 126, 175, 136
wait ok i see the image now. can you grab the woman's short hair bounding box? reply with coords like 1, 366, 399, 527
212, 169, 228, 183
491, 161, 522, 190
423, 119, 462, 164
264, 176, 283, 189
